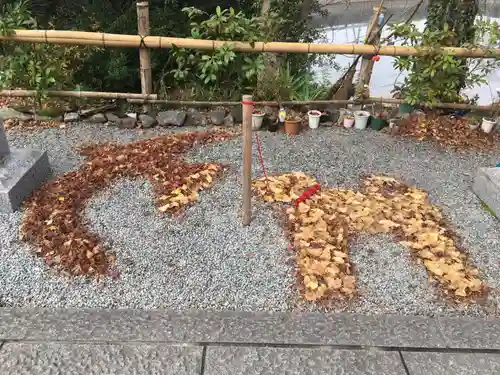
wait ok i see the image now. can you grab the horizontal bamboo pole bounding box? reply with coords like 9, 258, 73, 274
127, 97, 497, 111
0, 89, 494, 111
1, 29, 499, 57
0, 89, 157, 100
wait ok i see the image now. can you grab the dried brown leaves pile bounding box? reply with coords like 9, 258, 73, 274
20, 129, 235, 278
253, 173, 485, 302
394, 115, 500, 152
3, 118, 59, 130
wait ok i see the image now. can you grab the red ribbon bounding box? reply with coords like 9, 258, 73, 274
242, 100, 255, 106
255, 132, 269, 191
294, 184, 321, 206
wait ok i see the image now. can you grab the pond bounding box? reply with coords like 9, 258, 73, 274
312, 0, 500, 105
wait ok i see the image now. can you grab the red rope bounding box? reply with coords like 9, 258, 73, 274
250, 113, 322, 254
255, 131, 270, 191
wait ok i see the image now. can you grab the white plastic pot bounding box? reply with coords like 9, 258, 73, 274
344, 117, 355, 128
307, 110, 321, 129
389, 118, 400, 129
481, 118, 496, 134
354, 110, 370, 130
338, 108, 350, 124
252, 112, 265, 130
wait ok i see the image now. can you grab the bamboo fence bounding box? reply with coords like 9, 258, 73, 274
136, 1, 152, 113
0, 90, 495, 111
2, 29, 500, 57
124, 98, 500, 111
0, 90, 157, 100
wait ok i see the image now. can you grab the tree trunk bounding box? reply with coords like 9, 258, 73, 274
261, 0, 271, 13
300, 0, 314, 21
257, 0, 279, 99
256, 0, 316, 100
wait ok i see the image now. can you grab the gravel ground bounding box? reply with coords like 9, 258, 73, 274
1, 123, 499, 316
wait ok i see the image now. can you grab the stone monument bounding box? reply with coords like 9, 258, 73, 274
473, 167, 500, 218
0, 118, 50, 213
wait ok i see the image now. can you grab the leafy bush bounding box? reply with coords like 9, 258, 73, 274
391, 20, 500, 106
1, 0, 330, 102
0, 1, 100, 104
255, 62, 327, 102
164, 6, 274, 99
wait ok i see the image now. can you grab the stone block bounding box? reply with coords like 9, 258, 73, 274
0, 343, 202, 375
157, 111, 187, 127
438, 316, 500, 350
472, 168, 500, 218
0, 309, 447, 349
0, 148, 50, 213
63, 112, 80, 123
205, 347, 406, 375
0, 121, 9, 158
402, 352, 500, 375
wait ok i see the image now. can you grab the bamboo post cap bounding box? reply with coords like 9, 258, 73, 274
137, 2, 149, 8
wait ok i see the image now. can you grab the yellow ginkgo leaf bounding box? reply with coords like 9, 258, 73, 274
304, 275, 319, 290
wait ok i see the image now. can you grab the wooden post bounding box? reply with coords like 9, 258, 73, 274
136, 1, 152, 114
242, 95, 253, 226
356, 6, 386, 98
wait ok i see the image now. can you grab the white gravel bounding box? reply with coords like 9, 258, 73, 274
1, 123, 500, 316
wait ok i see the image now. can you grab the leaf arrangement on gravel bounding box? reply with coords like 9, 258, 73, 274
393, 115, 500, 152
20, 129, 235, 278
3, 118, 60, 130
253, 173, 485, 302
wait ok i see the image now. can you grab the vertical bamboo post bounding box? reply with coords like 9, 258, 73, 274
137, 1, 152, 114
242, 95, 253, 226
356, 6, 386, 97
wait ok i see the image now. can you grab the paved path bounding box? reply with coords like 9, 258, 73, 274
1, 309, 500, 374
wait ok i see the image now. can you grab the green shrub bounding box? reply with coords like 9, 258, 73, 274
0, 1, 99, 104
391, 20, 500, 106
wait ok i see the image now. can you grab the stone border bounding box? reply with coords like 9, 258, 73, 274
1, 309, 499, 350
473, 168, 500, 219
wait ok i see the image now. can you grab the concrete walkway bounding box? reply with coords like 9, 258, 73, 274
1, 309, 500, 374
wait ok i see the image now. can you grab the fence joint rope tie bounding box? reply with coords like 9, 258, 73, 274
138, 34, 148, 49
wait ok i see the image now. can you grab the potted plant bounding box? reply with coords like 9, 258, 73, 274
343, 113, 355, 128
391, 85, 414, 118
467, 116, 480, 130
252, 109, 265, 130
389, 117, 402, 129
307, 110, 321, 129
267, 117, 279, 132
370, 111, 389, 131
354, 110, 370, 130
284, 115, 302, 135
482, 104, 499, 134
389, 117, 403, 135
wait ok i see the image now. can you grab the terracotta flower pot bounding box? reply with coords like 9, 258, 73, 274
284, 118, 301, 135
